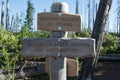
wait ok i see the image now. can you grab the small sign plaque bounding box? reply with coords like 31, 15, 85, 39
45, 58, 78, 77
37, 12, 81, 32
22, 38, 95, 58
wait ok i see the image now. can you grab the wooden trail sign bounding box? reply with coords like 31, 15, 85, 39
22, 38, 96, 58
37, 12, 81, 32
22, 2, 95, 80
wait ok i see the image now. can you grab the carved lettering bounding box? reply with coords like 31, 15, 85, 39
27, 42, 90, 48
61, 17, 80, 22
71, 42, 90, 47
40, 16, 59, 21
40, 16, 80, 22
37, 13, 81, 31
22, 38, 95, 57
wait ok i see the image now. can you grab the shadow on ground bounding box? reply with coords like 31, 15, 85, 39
94, 61, 120, 80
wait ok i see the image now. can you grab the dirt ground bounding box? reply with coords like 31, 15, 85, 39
94, 60, 120, 80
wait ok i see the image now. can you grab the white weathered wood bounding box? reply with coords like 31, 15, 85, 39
49, 3, 68, 80
51, 2, 69, 13
37, 12, 81, 32
22, 38, 95, 58
49, 57, 67, 80
0, 74, 5, 80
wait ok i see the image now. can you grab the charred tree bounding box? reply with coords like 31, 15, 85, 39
91, 0, 112, 65
6, 0, 9, 30
76, 0, 79, 14
88, 0, 91, 30
78, 0, 112, 80
1, 1, 5, 29
117, 0, 120, 34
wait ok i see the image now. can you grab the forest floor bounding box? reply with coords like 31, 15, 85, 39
94, 60, 120, 80
1, 57, 120, 80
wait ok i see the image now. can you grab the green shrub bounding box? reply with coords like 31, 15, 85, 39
0, 47, 19, 80
0, 29, 18, 53
100, 32, 118, 55
75, 29, 119, 54
75, 29, 91, 37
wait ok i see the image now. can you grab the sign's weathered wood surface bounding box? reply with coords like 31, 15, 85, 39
45, 58, 78, 77
67, 59, 78, 77
50, 57, 67, 80
22, 38, 95, 58
37, 12, 81, 32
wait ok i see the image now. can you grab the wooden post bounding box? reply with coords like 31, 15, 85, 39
50, 2, 68, 80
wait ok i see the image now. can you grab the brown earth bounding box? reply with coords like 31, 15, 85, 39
94, 61, 120, 80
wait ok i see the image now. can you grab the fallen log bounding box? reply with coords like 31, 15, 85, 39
2, 54, 120, 79
0, 62, 47, 79
15, 63, 46, 79
99, 54, 120, 61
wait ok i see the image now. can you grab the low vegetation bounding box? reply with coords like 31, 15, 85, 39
0, 28, 119, 79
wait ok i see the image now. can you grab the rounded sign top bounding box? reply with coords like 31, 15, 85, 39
51, 2, 69, 13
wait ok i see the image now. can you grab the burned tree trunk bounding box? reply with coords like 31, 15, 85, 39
1, 1, 5, 29
91, 0, 112, 67
78, 0, 112, 80
6, 0, 9, 30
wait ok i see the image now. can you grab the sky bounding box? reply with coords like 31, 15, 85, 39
0, 0, 118, 32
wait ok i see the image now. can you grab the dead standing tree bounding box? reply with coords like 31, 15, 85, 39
1, 1, 5, 29
78, 0, 112, 80
6, 0, 9, 30
92, 0, 112, 68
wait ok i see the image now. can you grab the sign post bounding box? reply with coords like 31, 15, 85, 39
22, 2, 95, 80
47, 3, 68, 80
